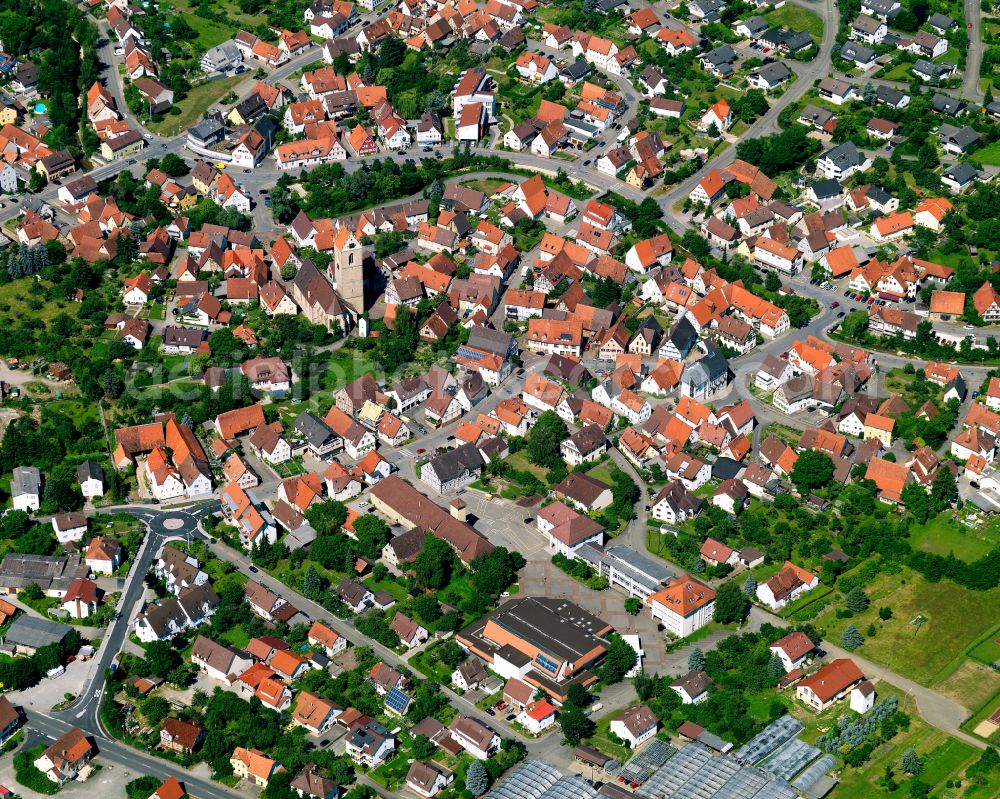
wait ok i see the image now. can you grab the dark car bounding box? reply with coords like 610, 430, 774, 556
249, 565, 259, 573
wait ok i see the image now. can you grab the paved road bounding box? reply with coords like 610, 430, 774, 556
660, 0, 839, 231
25, 713, 242, 799
54, 504, 216, 729
962, 0, 984, 101
749, 603, 986, 750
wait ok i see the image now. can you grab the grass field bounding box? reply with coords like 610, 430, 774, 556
148, 75, 243, 137
882, 61, 914, 81
974, 139, 1000, 167
460, 178, 508, 195
882, 368, 944, 408
933, 658, 1000, 710
811, 565, 1000, 686
765, 3, 824, 40
908, 512, 998, 562
183, 12, 235, 48
969, 631, 1000, 666
505, 450, 550, 483
794, 683, 996, 799
0, 279, 78, 324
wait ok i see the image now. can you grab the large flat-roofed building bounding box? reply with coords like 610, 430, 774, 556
3, 615, 74, 655
0, 553, 87, 596
576, 545, 674, 601
457, 597, 612, 701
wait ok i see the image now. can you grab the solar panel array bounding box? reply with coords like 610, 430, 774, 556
760, 738, 821, 782
385, 686, 411, 714
791, 755, 836, 794
732, 716, 805, 765
618, 738, 676, 784
637, 743, 796, 799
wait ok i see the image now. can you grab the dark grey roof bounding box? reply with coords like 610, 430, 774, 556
876, 85, 907, 106
932, 93, 965, 116
811, 179, 841, 199
866, 185, 893, 205
667, 316, 698, 354
684, 349, 729, 384
4, 615, 72, 649
741, 15, 769, 32
914, 59, 951, 80
944, 125, 981, 150
560, 60, 591, 80
703, 44, 736, 67
427, 443, 485, 483
821, 141, 866, 171
754, 61, 791, 84
943, 162, 980, 185
294, 411, 337, 448
11, 466, 40, 498
189, 117, 225, 141
460, 597, 610, 665
76, 460, 104, 485
782, 30, 813, 51
840, 41, 876, 63
466, 326, 514, 358
928, 12, 956, 30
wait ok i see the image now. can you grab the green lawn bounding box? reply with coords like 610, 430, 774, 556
881, 368, 945, 409
147, 75, 244, 137
973, 139, 1000, 167
218, 624, 250, 649
0, 278, 79, 324
410, 642, 454, 683
882, 61, 914, 81
182, 12, 235, 48
585, 716, 630, 761
969, 631, 1000, 666
765, 3, 823, 40
505, 451, 550, 484
460, 178, 508, 195
793, 683, 993, 799
810, 565, 1000, 686
586, 462, 616, 485
363, 576, 409, 602
908, 512, 999, 562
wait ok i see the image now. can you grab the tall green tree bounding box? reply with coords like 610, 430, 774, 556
414, 534, 458, 590
600, 634, 637, 684
526, 411, 569, 469
713, 580, 748, 624
790, 450, 835, 494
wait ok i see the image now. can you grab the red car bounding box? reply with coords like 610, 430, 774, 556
416, 447, 426, 454
831, 301, 839, 308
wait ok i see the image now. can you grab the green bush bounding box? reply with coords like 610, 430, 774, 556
14, 744, 60, 795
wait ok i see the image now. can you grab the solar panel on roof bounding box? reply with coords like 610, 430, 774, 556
385, 686, 411, 714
